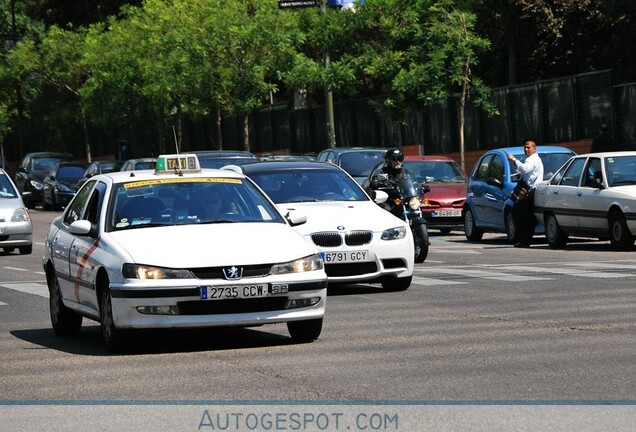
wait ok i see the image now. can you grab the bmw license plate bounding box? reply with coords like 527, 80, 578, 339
320, 250, 369, 263
201, 284, 268, 300
432, 210, 462, 217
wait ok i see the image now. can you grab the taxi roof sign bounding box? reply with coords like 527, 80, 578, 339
155, 154, 201, 173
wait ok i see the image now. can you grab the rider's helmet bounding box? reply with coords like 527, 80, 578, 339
385, 148, 404, 163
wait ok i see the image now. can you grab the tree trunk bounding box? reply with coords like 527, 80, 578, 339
242, 114, 250, 152
216, 104, 223, 150
80, 103, 92, 163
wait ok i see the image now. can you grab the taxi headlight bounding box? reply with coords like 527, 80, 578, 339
11, 208, 30, 222
122, 263, 193, 279
270, 253, 324, 275
381, 226, 407, 240
408, 197, 421, 210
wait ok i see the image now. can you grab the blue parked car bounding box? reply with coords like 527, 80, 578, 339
463, 145, 576, 242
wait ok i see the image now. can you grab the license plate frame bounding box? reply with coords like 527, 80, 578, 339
320, 250, 369, 264
200, 284, 268, 300
431, 209, 462, 217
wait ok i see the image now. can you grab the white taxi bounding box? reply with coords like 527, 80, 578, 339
42, 154, 327, 351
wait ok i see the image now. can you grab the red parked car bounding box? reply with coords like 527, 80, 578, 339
403, 156, 467, 234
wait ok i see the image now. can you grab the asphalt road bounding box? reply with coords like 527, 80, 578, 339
1, 209, 635, 429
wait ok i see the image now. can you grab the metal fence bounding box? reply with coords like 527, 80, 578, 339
220, 69, 636, 155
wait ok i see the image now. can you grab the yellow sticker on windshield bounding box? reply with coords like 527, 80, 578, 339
124, 177, 242, 189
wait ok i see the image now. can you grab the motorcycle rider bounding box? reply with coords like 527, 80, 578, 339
366, 147, 411, 217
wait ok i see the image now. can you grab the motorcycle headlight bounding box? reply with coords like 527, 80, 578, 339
381, 226, 407, 240
408, 196, 421, 210
271, 254, 324, 275
122, 263, 193, 279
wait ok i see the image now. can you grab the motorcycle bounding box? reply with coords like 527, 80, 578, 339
373, 171, 430, 263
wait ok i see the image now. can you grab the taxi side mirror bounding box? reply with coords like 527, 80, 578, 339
69, 220, 93, 235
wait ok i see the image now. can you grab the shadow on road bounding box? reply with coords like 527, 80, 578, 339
11, 324, 300, 356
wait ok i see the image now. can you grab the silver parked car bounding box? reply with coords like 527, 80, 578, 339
0, 168, 33, 254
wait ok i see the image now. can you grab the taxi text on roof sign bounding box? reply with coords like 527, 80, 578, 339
155, 154, 201, 173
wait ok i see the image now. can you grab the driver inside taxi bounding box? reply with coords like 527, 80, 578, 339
201, 190, 223, 218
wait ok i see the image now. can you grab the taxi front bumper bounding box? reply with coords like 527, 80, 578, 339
109, 279, 327, 330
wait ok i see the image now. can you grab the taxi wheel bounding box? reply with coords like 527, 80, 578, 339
609, 211, 635, 251
381, 275, 412, 291
287, 318, 322, 342
464, 208, 483, 241
48, 272, 82, 336
100, 287, 126, 352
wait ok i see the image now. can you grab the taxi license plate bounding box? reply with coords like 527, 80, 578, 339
320, 250, 369, 263
201, 284, 267, 300
432, 210, 462, 217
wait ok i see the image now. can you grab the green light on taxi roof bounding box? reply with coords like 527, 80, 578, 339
155, 154, 201, 173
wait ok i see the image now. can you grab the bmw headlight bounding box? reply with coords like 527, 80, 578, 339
381, 226, 407, 240
408, 196, 421, 210
122, 263, 193, 279
11, 208, 30, 222
271, 253, 324, 275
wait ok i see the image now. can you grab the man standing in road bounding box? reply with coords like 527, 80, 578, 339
507, 140, 544, 248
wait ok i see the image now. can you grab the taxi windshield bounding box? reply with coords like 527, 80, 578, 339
109, 177, 285, 230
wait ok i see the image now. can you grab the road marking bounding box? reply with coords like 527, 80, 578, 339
412, 275, 463, 285
415, 268, 551, 281
0, 301, 7, 306
429, 246, 481, 254
497, 265, 634, 278
3, 267, 31, 272
0, 282, 49, 298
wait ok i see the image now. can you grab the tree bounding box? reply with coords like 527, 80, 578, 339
428, 2, 496, 171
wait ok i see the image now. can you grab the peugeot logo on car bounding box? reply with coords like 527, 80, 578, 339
223, 266, 243, 280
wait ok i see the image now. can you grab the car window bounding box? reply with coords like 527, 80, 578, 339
540, 152, 575, 180
317, 151, 333, 163
33, 157, 66, 171
249, 168, 367, 203
405, 161, 467, 183
473, 154, 493, 181
0, 173, 18, 198
606, 155, 636, 186
488, 154, 505, 182
582, 158, 603, 187
339, 152, 385, 177
108, 177, 284, 230
57, 165, 86, 179
558, 158, 585, 186
63, 181, 95, 225
550, 158, 572, 185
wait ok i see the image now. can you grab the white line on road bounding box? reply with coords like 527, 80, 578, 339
0, 282, 49, 298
